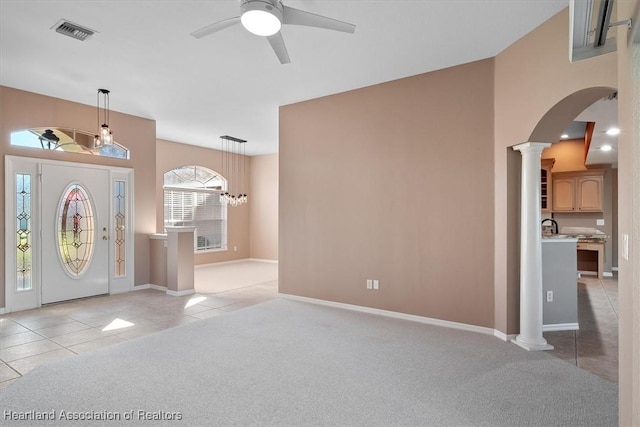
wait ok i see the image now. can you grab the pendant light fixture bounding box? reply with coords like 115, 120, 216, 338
219, 135, 248, 207
94, 88, 113, 147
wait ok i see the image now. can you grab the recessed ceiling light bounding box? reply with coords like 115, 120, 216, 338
600, 145, 612, 151
561, 134, 569, 139
606, 127, 620, 136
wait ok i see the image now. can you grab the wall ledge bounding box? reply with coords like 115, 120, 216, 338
278, 293, 500, 339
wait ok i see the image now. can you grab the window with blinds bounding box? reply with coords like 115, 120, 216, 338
163, 166, 226, 251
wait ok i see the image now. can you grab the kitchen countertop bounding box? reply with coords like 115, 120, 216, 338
542, 235, 579, 243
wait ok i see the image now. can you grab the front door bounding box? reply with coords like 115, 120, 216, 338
40, 163, 110, 304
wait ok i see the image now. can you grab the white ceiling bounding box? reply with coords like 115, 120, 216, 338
1, 0, 572, 156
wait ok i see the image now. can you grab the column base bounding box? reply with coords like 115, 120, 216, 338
511, 335, 554, 351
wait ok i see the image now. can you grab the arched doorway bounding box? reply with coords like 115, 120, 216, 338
509, 86, 618, 380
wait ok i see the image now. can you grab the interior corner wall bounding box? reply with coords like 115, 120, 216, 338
0, 86, 157, 308
249, 154, 278, 261
280, 58, 496, 328
155, 138, 250, 265
493, 7, 617, 335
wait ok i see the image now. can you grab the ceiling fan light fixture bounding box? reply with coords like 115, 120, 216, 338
241, 1, 282, 36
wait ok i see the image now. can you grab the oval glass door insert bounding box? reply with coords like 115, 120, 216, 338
57, 184, 96, 277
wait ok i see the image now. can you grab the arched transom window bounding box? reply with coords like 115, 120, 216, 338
163, 166, 227, 251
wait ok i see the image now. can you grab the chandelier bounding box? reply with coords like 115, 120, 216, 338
219, 135, 248, 207
94, 88, 113, 147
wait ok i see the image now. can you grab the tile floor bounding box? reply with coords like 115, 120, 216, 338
0, 280, 278, 391
545, 275, 618, 383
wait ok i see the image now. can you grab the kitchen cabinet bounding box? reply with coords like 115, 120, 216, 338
552, 171, 604, 212
541, 158, 554, 212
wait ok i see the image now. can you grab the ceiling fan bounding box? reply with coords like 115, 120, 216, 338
190, 0, 356, 64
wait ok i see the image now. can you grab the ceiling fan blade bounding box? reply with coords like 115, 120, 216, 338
190, 17, 241, 39
282, 5, 355, 34
267, 32, 290, 64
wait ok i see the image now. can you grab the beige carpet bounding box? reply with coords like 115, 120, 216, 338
0, 298, 617, 426
194, 259, 278, 294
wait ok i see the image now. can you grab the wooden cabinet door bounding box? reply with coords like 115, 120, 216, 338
552, 178, 575, 211
576, 175, 603, 211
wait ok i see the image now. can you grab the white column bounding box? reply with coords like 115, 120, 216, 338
512, 142, 553, 351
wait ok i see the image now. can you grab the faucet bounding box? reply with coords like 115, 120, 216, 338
541, 218, 558, 235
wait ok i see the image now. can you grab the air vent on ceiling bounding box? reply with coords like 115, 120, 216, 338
52, 19, 95, 41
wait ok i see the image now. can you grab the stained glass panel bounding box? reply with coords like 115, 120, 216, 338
57, 184, 96, 277
114, 180, 126, 277
16, 174, 32, 291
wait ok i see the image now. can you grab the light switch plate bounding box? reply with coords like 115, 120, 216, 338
596, 219, 605, 226
622, 234, 629, 261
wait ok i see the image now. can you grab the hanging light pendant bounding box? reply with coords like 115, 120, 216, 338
94, 88, 113, 147
219, 135, 248, 207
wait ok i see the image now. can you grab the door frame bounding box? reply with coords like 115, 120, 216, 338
4, 155, 135, 312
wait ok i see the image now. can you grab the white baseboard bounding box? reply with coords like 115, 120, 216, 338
0, 307, 5, 315
134, 284, 167, 292
612, 267, 619, 272
279, 293, 497, 338
136, 284, 194, 296
196, 258, 278, 269
248, 258, 278, 264
578, 270, 598, 277
543, 323, 579, 332
603, 271, 614, 277
166, 289, 195, 297
195, 258, 248, 268
494, 330, 517, 342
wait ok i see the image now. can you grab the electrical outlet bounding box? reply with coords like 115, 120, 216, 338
366, 279, 373, 290
373, 279, 379, 290
546, 291, 553, 302
233, 246, 238, 252
596, 219, 605, 226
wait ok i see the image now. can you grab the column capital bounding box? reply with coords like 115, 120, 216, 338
512, 142, 552, 153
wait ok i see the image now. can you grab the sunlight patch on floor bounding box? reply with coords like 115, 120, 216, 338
102, 318, 135, 331
185, 296, 207, 308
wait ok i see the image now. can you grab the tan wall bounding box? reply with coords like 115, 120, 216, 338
249, 154, 278, 261
614, 0, 640, 424
280, 58, 496, 327
493, 8, 617, 336
155, 138, 250, 265
542, 139, 587, 172
0, 86, 157, 307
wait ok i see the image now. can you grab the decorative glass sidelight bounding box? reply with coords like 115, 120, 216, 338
114, 180, 126, 277
57, 184, 96, 277
16, 174, 32, 291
